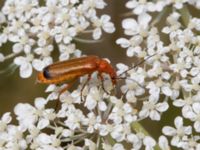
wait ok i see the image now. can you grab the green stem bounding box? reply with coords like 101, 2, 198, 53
0, 63, 18, 76
150, 7, 169, 27
121, 11, 134, 17
106, 134, 116, 146
178, 5, 190, 27
131, 122, 161, 150
74, 37, 103, 43
97, 136, 101, 150
61, 133, 87, 142
131, 122, 149, 135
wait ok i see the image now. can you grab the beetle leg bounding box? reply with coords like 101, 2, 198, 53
59, 81, 76, 95
55, 80, 77, 111
98, 73, 110, 95
80, 75, 91, 102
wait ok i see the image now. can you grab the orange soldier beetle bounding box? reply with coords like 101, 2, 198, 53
37, 55, 117, 99
37, 54, 155, 100
37, 55, 117, 85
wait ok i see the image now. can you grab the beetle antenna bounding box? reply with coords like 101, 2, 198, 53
118, 53, 156, 77
114, 76, 144, 88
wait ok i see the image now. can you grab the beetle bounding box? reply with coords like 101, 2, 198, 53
37, 54, 155, 96
37, 55, 117, 95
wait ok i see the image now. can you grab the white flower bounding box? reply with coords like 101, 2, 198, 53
83, 0, 107, 10
121, 81, 143, 103
139, 95, 169, 120
96, 124, 112, 136
183, 103, 200, 132
26, 126, 40, 143
147, 62, 163, 78
0, 12, 6, 23
116, 14, 152, 57
14, 55, 33, 78
162, 116, 192, 147
14, 103, 38, 129
61, 129, 73, 138
0, 28, 9, 46
125, 0, 165, 15
58, 44, 78, 61
122, 14, 151, 36
67, 144, 83, 150
64, 105, 85, 130
162, 12, 181, 34
120, 68, 146, 102
189, 17, 200, 31
109, 102, 137, 124
53, 23, 77, 44
32, 57, 52, 71
171, 0, 186, 9
158, 136, 170, 150
111, 124, 130, 142
112, 143, 125, 150
189, 1, 200, 8
35, 133, 62, 149
146, 80, 173, 98
122, 18, 139, 36
14, 97, 51, 130
81, 112, 101, 134
126, 0, 147, 15
103, 143, 128, 150
85, 139, 96, 150
34, 44, 53, 57
0, 125, 27, 150
117, 39, 141, 58
161, 85, 173, 96
180, 136, 200, 150
116, 63, 129, 76
128, 67, 146, 85
127, 133, 142, 149
0, 112, 12, 132
146, 81, 160, 99
85, 86, 107, 111
12, 33, 35, 54
92, 14, 115, 39
143, 136, 156, 150
173, 92, 200, 118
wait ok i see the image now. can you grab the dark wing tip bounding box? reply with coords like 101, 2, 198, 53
43, 67, 51, 79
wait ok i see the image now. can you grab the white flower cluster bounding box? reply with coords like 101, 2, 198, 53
0, 0, 115, 78
0, 88, 159, 149
115, 0, 200, 149
2, 0, 200, 150
162, 116, 200, 149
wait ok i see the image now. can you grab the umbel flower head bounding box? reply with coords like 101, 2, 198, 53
0, 0, 115, 78
1, 0, 200, 150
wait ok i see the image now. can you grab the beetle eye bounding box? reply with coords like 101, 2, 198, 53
43, 67, 51, 79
